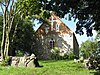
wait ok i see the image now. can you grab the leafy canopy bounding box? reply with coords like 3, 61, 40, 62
1, 0, 100, 36
39, 0, 100, 36
80, 39, 97, 58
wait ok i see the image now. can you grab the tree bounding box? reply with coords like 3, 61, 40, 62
80, 39, 97, 58
0, 0, 19, 60
0, 0, 100, 62
0, 12, 37, 57
40, 0, 100, 36
0, 15, 3, 50
95, 31, 100, 40
0, 0, 47, 61
9, 18, 36, 56
95, 30, 100, 58
16, 0, 50, 23
16, 0, 100, 36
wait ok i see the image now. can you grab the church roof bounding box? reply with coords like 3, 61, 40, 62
36, 14, 73, 34
36, 13, 79, 47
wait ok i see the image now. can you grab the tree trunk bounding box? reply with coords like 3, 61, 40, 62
1, 8, 6, 60
4, 27, 9, 57
0, 0, 13, 60
0, 0, 20, 61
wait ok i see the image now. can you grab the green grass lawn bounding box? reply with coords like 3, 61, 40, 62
0, 60, 100, 75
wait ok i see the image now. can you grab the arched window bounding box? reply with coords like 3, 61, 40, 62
56, 23, 59, 32
49, 38, 55, 49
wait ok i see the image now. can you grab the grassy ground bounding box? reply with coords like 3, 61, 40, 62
0, 66, 35, 75
34, 60, 100, 75
0, 60, 100, 75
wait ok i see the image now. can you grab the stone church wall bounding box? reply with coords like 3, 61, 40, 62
35, 33, 75, 59
35, 14, 79, 60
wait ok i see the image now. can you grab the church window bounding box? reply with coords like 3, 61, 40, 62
49, 38, 55, 49
56, 23, 59, 32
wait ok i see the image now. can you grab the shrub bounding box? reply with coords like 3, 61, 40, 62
0, 56, 11, 66
51, 47, 60, 60
68, 53, 75, 60
16, 50, 24, 56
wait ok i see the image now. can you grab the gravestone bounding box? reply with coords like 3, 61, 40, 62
26, 54, 35, 67
11, 54, 37, 68
11, 57, 20, 67
18, 57, 26, 67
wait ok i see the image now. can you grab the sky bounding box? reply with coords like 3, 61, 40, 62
61, 18, 97, 46
33, 18, 97, 47
0, 8, 97, 47
0, 1, 97, 46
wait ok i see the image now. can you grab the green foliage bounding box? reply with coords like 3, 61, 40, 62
0, 0, 50, 60
1, 0, 100, 62
15, 0, 100, 36
80, 39, 97, 58
16, 50, 24, 56
9, 18, 36, 55
63, 53, 78, 60
95, 31, 100, 40
0, 14, 37, 56
51, 47, 77, 60
0, 56, 10, 66
0, 60, 8, 66
95, 46, 100, 59
51, 47, 60, 60
0, 0, 19, 60
51, 47, 60, 54
41, 0, 100, 36
68, 53, 75, 60
16, 0, 50, 22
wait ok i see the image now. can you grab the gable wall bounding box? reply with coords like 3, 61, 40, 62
35, 14, 79, 59
72, 33, 79, 57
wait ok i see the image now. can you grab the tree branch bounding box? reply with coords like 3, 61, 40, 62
0, 1, 6, 6
5, 0, 10, 8
0, 4, 4, 14
9, 16, 14, 33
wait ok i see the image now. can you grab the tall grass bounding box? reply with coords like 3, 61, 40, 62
0, 60, 100, 75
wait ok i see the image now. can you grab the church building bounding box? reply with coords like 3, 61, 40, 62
35, 13, 79, 59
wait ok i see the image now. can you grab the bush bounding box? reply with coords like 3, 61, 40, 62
63, 54, 69, 60
0, 56, 11, 66
51, 47, 78, 60
16, 50, 24, 56
51, 47, 60, 60
67, 53, 73, 59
